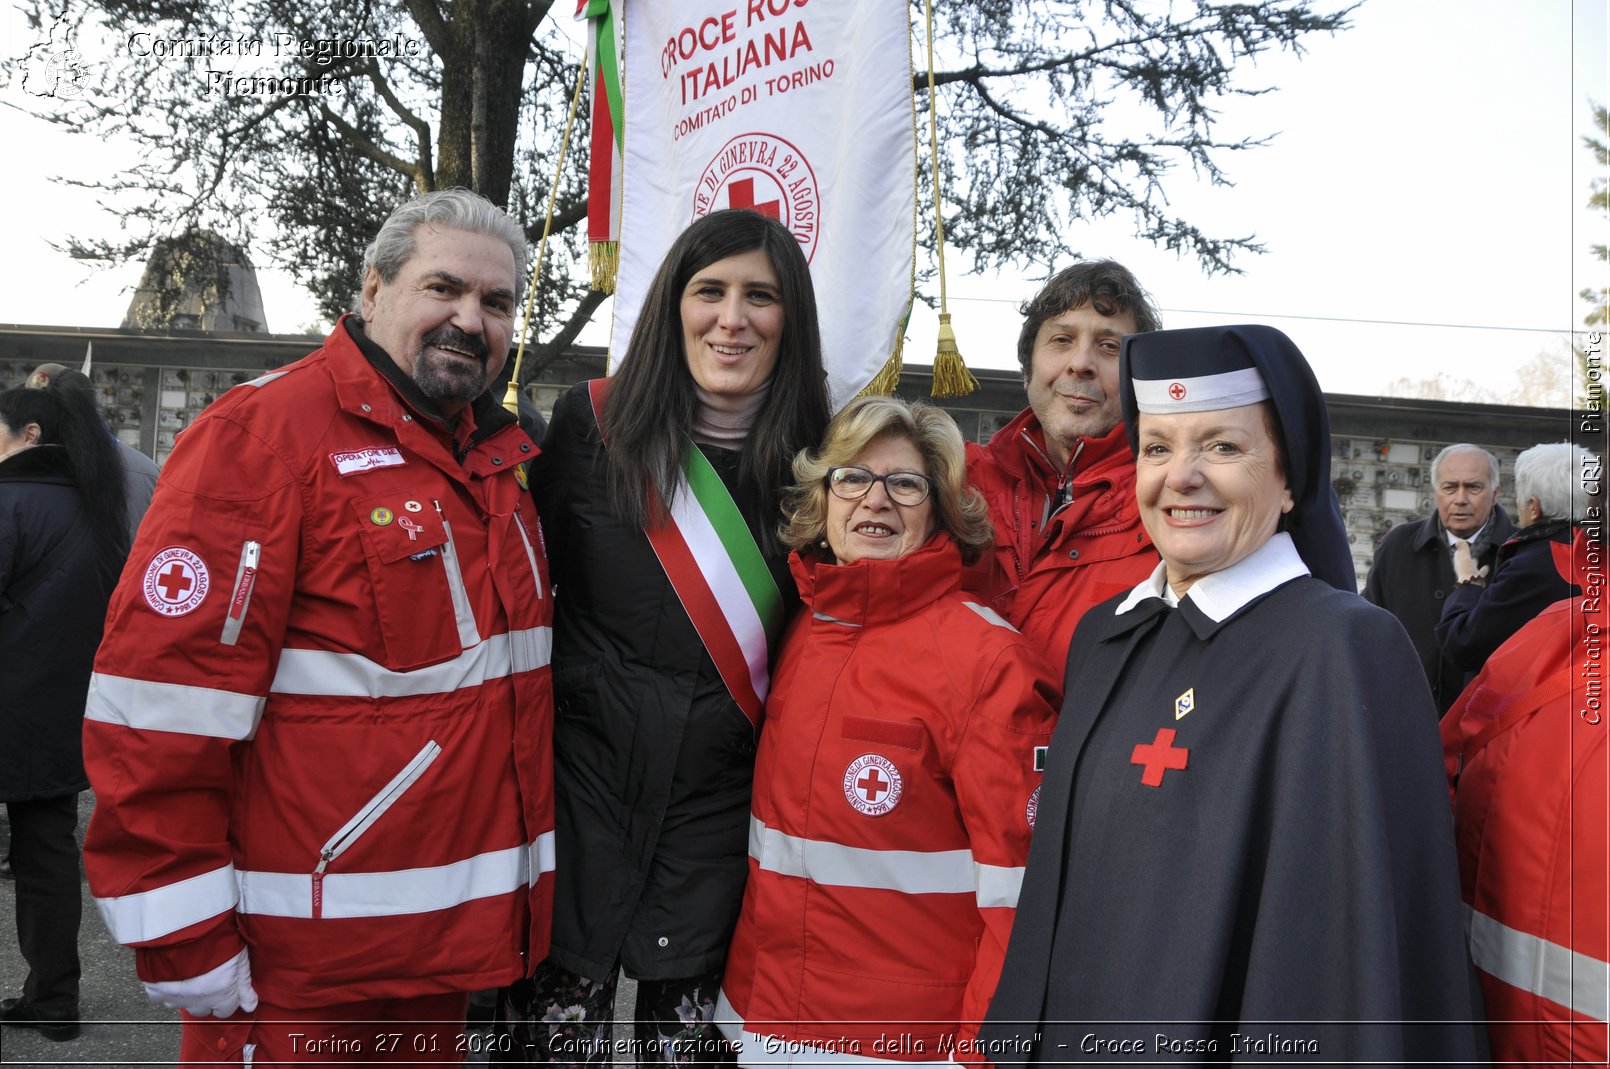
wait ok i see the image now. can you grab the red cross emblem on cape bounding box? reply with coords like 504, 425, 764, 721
1131, 727, 1189, 787
843, 753, 903, 816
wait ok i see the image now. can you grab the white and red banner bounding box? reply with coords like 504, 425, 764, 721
602, 0, 916, 406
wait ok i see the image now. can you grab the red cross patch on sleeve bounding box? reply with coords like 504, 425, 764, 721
141, 546, 211, 617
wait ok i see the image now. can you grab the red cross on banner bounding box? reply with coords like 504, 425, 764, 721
1131, 727, 1189, 787
726, 177, 782, 221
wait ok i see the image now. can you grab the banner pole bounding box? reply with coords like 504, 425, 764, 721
504, 56, 591, 417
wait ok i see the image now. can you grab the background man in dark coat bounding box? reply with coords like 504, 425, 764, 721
1364, 442, 1513, 713
1436, 441, 1594, 677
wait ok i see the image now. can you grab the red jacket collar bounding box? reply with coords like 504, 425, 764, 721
789, 535, 962, 629
320, 316, 532, 477
984, 406, 1134, 492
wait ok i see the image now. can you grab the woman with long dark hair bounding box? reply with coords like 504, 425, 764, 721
0, 378, 129, 1041
496, 209, 831, 1066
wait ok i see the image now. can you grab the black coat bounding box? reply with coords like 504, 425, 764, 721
1362, 507, 1514, 713
980, 554, 1486, 1065
0, 446, 121, 801
532, 382, 793, 981
1436, 518, 1578, 676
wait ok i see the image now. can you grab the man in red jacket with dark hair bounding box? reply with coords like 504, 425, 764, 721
964, 260, 1162, 664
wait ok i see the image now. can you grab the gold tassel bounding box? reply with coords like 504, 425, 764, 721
930, 312, 978, 398
921, 0, 976, 400
588, 241, 619, 294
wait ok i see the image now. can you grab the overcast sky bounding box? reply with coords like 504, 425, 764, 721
2, 0, 1605, 405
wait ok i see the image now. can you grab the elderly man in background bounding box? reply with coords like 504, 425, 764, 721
1364, 443, 1514, 713
1436, 441, 1595, 676
963, 260, 1163, 663
81, 188, 555, 1064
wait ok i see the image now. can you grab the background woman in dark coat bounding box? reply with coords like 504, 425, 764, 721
0, 380, 129, 1041
496, 209, 831, 1066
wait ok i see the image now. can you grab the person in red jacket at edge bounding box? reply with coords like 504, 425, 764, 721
80, 189, 556, 1065
716, 396, 1060, 1066
963, 260, 1163, 665
1442, 522, 1608, 1064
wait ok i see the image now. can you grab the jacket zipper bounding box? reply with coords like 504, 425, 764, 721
513, 508, 546, 599
219, 541, 261, 646
434, 500, 481, 647
312, 739, 442, 919
1039, 437, 1086, 530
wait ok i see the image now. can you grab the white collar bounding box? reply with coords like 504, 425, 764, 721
1114, 533, 1311, 623
1444, 520, 1488, 547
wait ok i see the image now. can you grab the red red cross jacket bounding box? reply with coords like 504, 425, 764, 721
963, 409, 1157, 664
1441, 529, 1607, 1064
82, 319, 555, 1007
716, 536, 1060, 1064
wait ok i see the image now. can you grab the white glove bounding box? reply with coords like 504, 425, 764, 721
1452, 539, 1490, 586
143, 948, 260, 1017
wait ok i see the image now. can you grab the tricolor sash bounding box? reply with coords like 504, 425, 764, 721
588, 379, 782, 730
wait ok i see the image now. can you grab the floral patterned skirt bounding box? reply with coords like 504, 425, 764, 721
490, 959, 734, 1068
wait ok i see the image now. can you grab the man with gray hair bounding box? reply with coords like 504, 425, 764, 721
1436, 441, 1597, 675
79, 189, 556, 1063
1364, 443, 1514, 712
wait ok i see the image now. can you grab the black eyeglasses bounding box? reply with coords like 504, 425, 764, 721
826, 466, 933, 506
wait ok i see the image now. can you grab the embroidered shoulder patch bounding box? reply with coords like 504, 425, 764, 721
142, 546, 210, 617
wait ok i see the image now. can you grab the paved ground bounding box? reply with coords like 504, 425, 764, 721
0, 796, 635, 1067
1, 794, 176, 1067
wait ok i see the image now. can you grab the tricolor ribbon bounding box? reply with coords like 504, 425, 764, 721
578, 0, 623, 292
588, 379, 782, 730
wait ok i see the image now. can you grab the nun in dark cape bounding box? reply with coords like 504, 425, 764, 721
975, 326, 1485, 1066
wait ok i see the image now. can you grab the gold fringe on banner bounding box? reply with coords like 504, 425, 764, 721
860, 344, 904, 397
860, 298, 914, 398
929, 312, 978, 397
588, 241, 619, 294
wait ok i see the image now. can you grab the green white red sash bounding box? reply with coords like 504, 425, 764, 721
588, 379, 782, 729
577, 0, 623, 290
